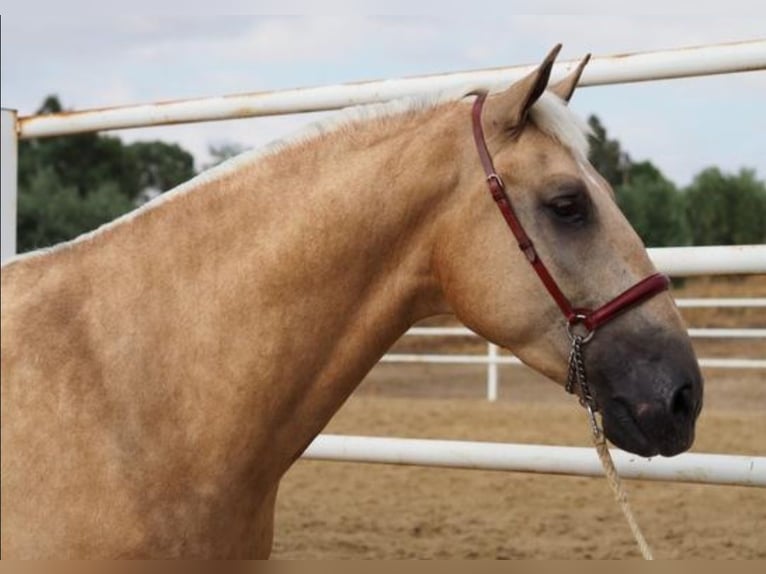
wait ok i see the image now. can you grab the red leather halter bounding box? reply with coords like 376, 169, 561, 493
471, 91, 670, 337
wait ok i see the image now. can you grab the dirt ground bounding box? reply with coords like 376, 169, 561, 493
271, 277, 766, 559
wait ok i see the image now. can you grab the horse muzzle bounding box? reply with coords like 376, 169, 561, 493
587, 328, 703, 457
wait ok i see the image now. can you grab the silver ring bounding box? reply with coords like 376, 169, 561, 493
567, 314, 595, 344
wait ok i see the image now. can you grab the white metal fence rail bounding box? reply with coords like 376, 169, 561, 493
13, 39, 766, 139
389, 297, 766, 401
303, 435, 766, 487
1, 40, 765, 488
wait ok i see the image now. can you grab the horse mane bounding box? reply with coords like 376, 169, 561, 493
3, 86, 591, 266
124, 87, 592, 213
116, 87, 591, 211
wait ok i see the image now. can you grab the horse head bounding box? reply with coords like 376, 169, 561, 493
434, 46, 703, 457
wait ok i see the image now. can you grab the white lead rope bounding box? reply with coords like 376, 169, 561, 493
568, 330, 654, 560
587, 408, 654, 560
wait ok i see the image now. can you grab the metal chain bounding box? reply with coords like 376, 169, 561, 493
566, 334, 601, 438
565, 332, 654, 560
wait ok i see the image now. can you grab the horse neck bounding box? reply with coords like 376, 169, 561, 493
240, 108, 461, 435
79, 103, 463, 478
245, 107, 458, 331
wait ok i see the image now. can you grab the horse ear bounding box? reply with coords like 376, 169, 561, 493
483, 44, 562, 133
549, 54, 591, 102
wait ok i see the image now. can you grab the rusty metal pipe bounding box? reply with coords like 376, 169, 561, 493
16, 39, 766, 140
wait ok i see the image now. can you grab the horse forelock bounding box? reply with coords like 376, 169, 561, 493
528, 91, 592, 162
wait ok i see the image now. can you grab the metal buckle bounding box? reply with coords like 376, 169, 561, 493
486, 173, 506, 202
486, 173, 504, 188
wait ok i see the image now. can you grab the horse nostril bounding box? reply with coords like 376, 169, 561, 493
670, 383, 694, 418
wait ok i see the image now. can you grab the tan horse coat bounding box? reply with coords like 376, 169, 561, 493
1, 50, 697, 558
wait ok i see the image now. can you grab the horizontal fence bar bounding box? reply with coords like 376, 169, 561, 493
688, 328, 766, 339
675, 298, 766, 308
302, 434, 766, 487
382, 353, 766, 369
407, 327, 478, 336
698, 358, 766, 369
407, 327, 766, 339
15, 40, 766, 139
382, 354, 522, 365
648, 245, 766, 276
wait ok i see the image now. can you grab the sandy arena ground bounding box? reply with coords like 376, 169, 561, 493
271, 277, 766, 559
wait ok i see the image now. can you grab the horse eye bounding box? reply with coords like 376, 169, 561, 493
546, 194, 588, 224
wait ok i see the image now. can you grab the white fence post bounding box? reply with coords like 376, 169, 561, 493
487, 343, 499, 402
1, 108, 18, 264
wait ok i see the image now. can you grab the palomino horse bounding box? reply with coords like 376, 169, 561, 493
1, 46, 702, 558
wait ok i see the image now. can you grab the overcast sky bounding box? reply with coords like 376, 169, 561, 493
2, 14, 764, 187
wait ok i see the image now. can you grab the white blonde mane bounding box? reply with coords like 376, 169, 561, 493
4, 86, 591, 266
529, 91, 592, 162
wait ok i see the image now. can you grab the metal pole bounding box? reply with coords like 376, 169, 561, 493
16, 39, 766, 139
648, 244, 766, 275
675, 298, 766, 308
1, 109, 18, 264
381, 353, 765, 369
302, 434, 766, 487
487, 343, 499, 402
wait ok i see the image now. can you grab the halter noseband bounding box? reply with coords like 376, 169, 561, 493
470, 91, 670, 385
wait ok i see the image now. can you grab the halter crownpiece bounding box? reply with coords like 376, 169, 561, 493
470, 90, 670, 342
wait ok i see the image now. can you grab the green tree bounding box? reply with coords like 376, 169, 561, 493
127, 141, 196, 197
17, 168, 133, 252
684, 167, 766, 245
615, 161, 690, 247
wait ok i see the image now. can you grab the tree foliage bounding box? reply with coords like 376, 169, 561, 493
587, 115, 766, 248
684, 167, 766, 245
615, 161, 690, 247
18, 168, 133, 251
126, 141, 197, 197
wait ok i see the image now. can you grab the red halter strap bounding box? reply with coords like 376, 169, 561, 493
470, 91, 670, 335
